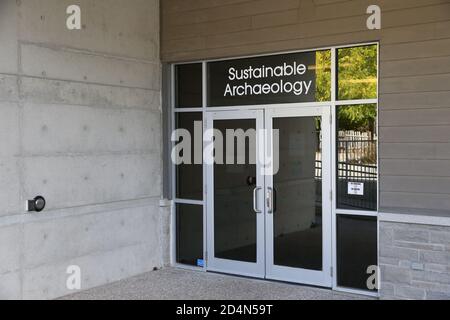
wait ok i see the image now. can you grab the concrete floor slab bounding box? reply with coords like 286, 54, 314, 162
62, 267, 374, 300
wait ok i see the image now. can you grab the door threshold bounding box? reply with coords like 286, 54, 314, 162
171, 266, 377, 298
207, 270, 330, 290
206, 270, 377, 298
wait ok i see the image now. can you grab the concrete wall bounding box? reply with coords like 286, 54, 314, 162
161, 0, 450, 218
0, 0, 166, 299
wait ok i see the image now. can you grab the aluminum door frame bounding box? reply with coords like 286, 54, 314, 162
205, 109, 266, 278
264, 106, 332, 287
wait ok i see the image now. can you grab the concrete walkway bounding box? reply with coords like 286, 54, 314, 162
62, 267, 372, 300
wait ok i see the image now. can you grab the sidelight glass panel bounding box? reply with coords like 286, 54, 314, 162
336, 104, 378, 211
175, 113, 203, 200
175, 63, 203, 108
214, 119, 257, 263
337, 45, 378, 100
176, 204, 203, 267
337, 214, 378, 291
272, 116, 323, 270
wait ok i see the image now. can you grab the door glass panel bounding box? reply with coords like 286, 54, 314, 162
214, 119, 257, 263
273, 116, 323, 270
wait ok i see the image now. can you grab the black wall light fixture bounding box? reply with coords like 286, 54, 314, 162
27, 196, 46, 213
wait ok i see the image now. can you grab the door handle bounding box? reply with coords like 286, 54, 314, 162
273, 187, 277, 213
267, 187, 273, 214
253, 187, 262, 214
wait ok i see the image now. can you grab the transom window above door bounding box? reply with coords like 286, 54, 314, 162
174, 44, 377, 109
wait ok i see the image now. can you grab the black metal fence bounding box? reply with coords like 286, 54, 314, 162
315, 132, 378, 211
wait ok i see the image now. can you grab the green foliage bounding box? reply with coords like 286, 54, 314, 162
315, 50, 331, 102
337, 45, 377, 131
338, 104, 377, 131
314, 45, 378, 131
337, 45, 377, 100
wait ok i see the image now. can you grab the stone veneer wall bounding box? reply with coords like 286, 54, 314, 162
380, 221, 450, 299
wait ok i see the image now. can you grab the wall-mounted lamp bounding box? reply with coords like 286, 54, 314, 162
27, 196, 46, 213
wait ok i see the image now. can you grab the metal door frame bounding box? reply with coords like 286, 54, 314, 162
205, 109, 266, 278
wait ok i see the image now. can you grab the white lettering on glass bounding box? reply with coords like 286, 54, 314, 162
223, 62, 312, 97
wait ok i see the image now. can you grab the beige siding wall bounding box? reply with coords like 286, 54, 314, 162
161, 0, 450, 216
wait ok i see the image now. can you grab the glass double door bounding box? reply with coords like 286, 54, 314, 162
205, 107, 332, 287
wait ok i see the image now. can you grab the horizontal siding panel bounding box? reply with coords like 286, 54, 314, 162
380, 0, 450, 10
252, 10, 299, 29
381, 159, 450, 176
203, 5, 450, 52
163, 1, 450, 52
161, 30, 379, 61
380, 73, 450, 94
164, 16, 450, 59
382, 55, 450, 78
162, 21, 450, 59
381, 175, 450, 194
380, 143, 450, 160
384, 3, 450, 28
302, 14, 367, 38
166, 0, 449, 29
313, 1, 450, 29
302, 1, 450, 30
380, 108, 450, 126
163, 37, 206, 54
379, 126, 450, 143
379, 91, 450, 110
381, 38, 450, 61
381, 20, 450, 45
165, 0, 300, 27
380, 192, 450, 211
202, 14, 373, 51
162, 0, 252, 14
314, 0, 351, 5
163, 16, 252, 40
204, 24, 307, 50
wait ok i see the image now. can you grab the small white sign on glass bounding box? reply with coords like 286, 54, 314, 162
348, 182, 364, 196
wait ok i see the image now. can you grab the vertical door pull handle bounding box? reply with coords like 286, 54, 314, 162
253, 187, 262, 213
267, 187, 273, 214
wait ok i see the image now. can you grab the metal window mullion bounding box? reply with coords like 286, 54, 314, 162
174, 107, 204, 112
330, 47, 338, 290
170, 64, 176, 267
334, 99, 378, 106
202, 61, 208, 271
